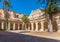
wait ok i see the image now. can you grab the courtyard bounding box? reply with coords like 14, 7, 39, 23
0, 0, 60, 42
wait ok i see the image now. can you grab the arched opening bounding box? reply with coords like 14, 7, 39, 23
38, 22, 41, 31
26, 23, 28, 30
10, 23, 13, 30
19, 24, 22, 30
44, 21, 48, 31
4, 23, 6, 30
15, 24, 18, 30
30, 23, 31, 30
52, 20, 58, 32
0, 23, 1, 30
33, 23, 36, 31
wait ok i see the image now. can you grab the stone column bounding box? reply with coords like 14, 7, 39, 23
56, 18, 60, 32
8, 22, 10, 30
28, 23, 30, 31
22, 23, 24, 30
22, 24, 24, 30
25, 24, 27, 30
35, 22, 38, 31
13, 23, 15, 30
1, 22, 4, 30
31, 22, 34, 31
18, 24, 20, 30
48, 20, 53, 32
40, 21, 44, 32
57, 24, 60, 32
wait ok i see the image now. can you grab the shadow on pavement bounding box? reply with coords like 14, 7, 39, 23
0, 31, 60, 42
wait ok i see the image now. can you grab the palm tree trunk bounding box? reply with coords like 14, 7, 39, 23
2, 0, 8, 30
2, 0, 4, 8
48, 14, 53, 32
22, 22, 25, 30
25, 24, 26, 30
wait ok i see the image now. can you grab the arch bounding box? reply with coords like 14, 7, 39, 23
29, 23, 31, 30
38, 22, 41, 31
44, 21, 48, 31
33, 23, 36, 31
26, 23, 29, 30
10, 23, 13, 30
15, 24, 18, 30
52, 20, 58, 32
4, 23, 6, 30
19, 24, 22, 30
0, 23, 1, 30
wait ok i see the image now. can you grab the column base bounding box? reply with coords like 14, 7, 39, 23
57, 30, 60, 32
45, 29, 48, 32
40, 29, 44, 32
35, 30, 38, 32
35, 28, 38, 31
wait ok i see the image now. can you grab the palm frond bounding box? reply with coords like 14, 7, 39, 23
0, 0, 1, 2
36, 0, 45, 4
5, 0, 10, 7
22, 14, 29, 23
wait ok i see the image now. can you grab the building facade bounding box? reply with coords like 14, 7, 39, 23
0, 8, 60, 32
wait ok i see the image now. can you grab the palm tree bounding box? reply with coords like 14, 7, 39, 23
22, 14, 29, 30
37, 0, 60, 32
0, 0, 11, 30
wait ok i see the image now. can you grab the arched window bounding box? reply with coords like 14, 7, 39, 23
4, 11, 9, 18
0, 12, 2, 18
14, 13, 19, 18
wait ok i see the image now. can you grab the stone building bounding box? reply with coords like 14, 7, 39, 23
0, 8, 60, 32
0, 8, 23, 30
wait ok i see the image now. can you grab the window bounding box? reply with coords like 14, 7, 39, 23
0, 12, 2, 18
59, 17, 60, 20
14, 14, 19, 18
16, 15, 18, 18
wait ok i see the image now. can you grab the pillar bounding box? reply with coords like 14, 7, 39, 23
57, 24, 60, 32
18, 24, 20, 30
8, 22, 10, 30
28, 23, 30, 31
56, 18, 60, 32
56, 16, 60, 32
40, 21, 44, 32
1, 22, 4, 30
35, 22, 38, 31
13, 23, 15, 30
48, 20, 53, 32
22, 23, 24, 30
31, 22, 34, 31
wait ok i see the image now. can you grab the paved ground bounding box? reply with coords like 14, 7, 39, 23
9, 30, 60, 40
22, 31, 60, 40
0, 31, 60, 42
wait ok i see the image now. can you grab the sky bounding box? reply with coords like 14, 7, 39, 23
0, 0, 47, 16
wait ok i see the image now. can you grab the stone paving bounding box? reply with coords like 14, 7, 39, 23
0, 31, 60, 42
23, 31, 60, 40
9, 30, 60, 40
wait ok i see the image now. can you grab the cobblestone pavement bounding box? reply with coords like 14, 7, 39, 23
0, 31, 60, 42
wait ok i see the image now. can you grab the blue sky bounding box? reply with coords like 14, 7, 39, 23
0, 0, 46, 16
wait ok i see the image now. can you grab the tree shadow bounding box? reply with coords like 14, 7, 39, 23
0, 31, 60, 42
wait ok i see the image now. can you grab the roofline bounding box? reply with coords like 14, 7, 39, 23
0, 8, 23, 15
